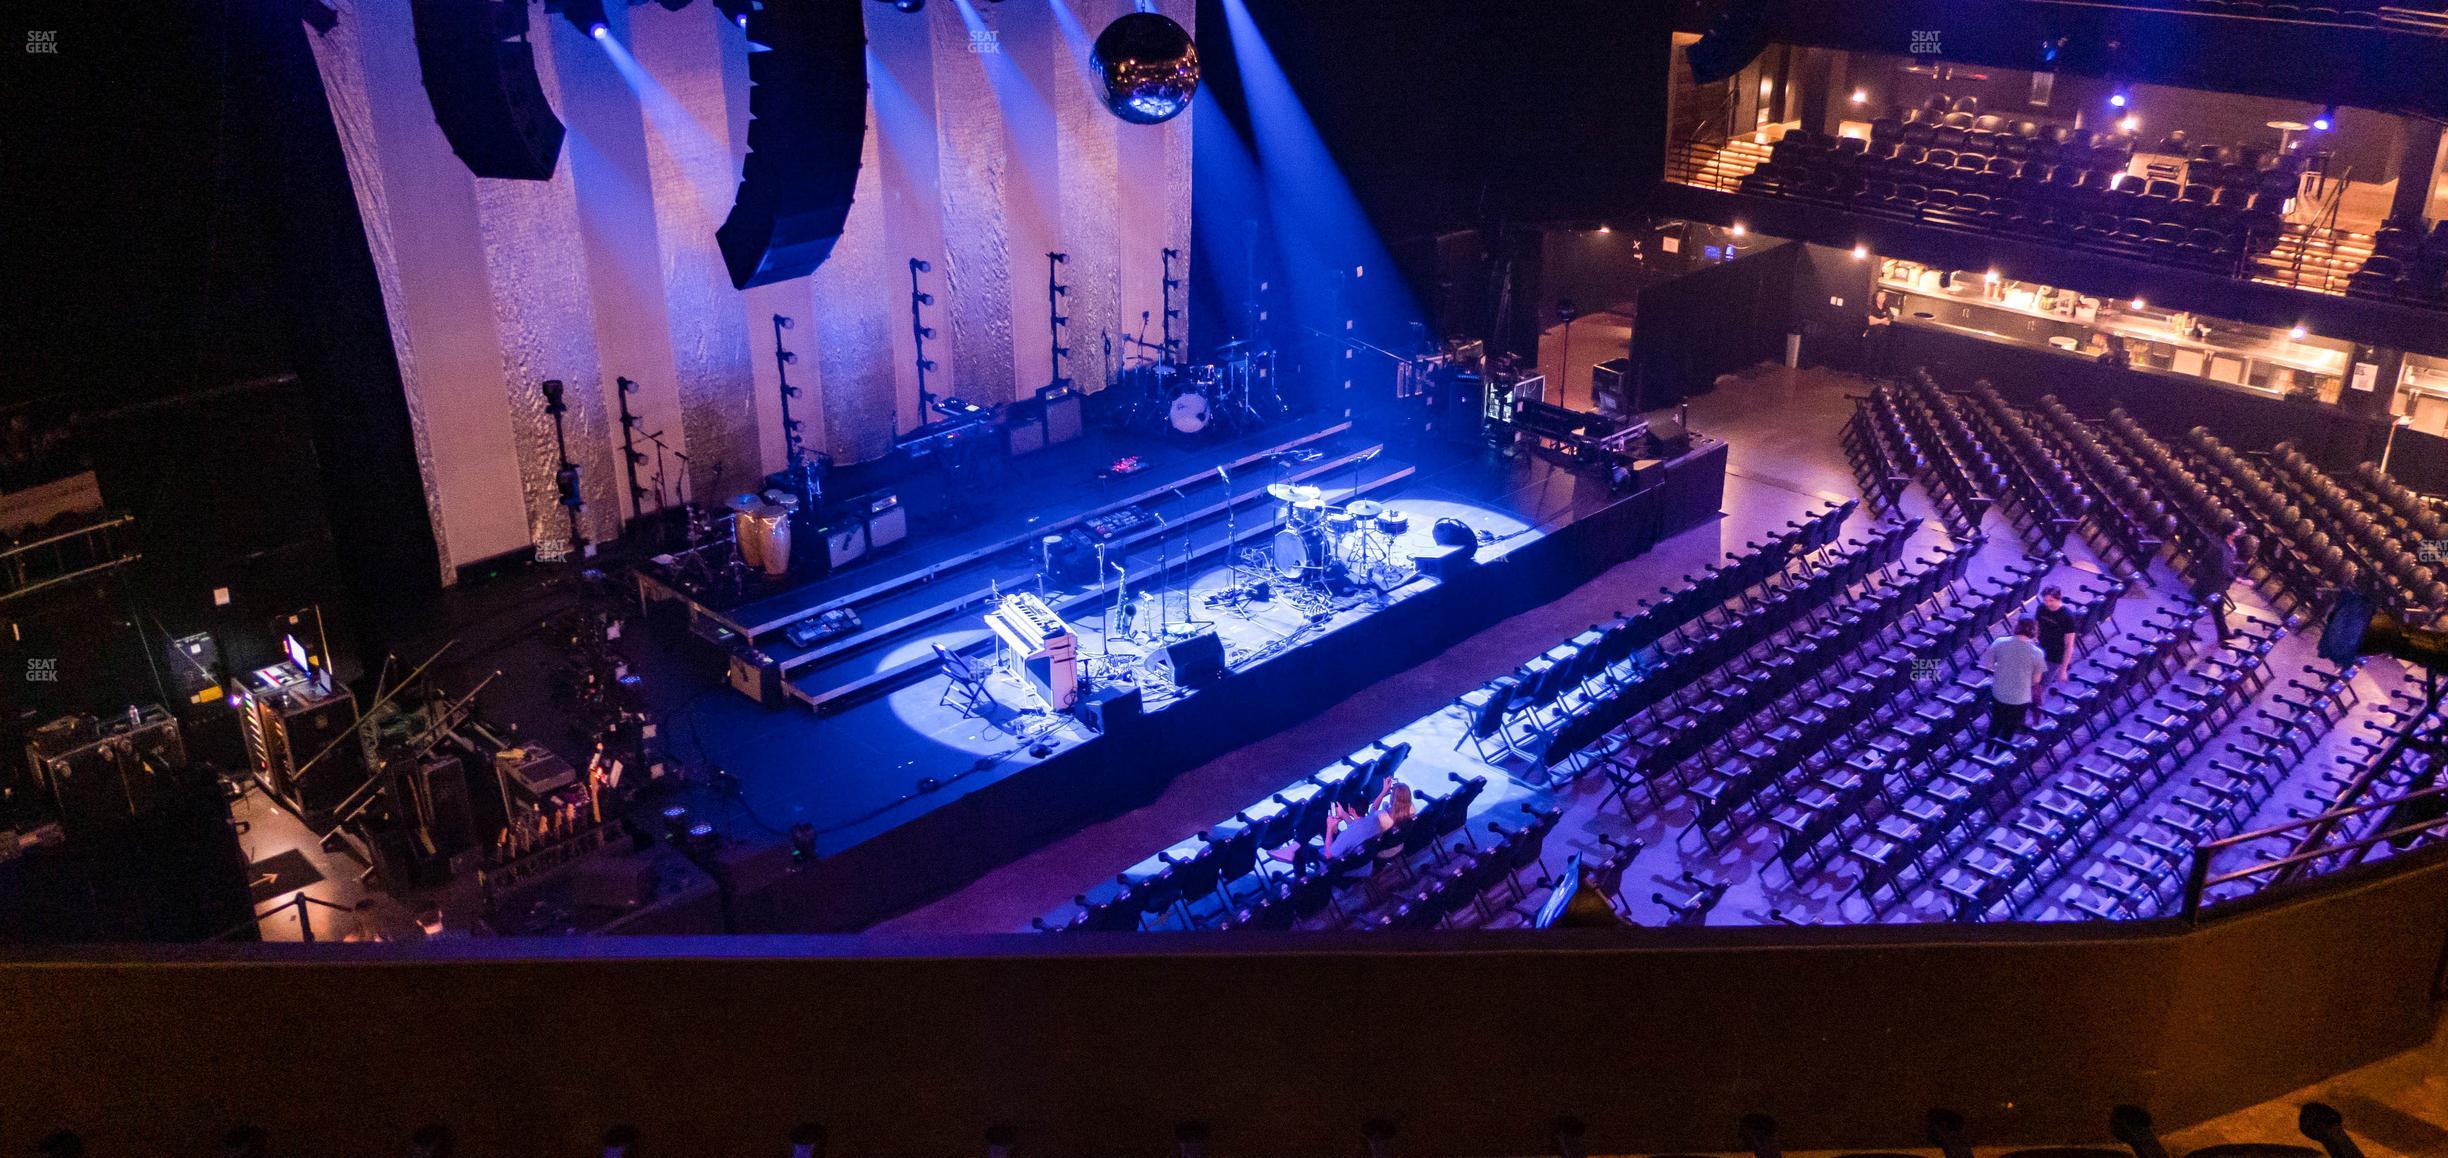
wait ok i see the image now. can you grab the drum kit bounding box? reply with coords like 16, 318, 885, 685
1115, 338, 1280, 436
1264, 482, 1413, 595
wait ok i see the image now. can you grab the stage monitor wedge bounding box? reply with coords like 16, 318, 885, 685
410, 0, 566, 181
718, 0, 870, 289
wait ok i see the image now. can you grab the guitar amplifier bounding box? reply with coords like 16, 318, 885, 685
824, 492, 909, 568
1039, 387, 1083, 446
24, 709, 186, 832
728, 648, 782, 708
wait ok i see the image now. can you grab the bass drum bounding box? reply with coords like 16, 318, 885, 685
1273, 527, 1328, 577
1169, 388, 1211, 434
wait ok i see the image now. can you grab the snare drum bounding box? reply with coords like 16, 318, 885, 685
1376, 509, 1411, 538
1326, 512, 1358, 536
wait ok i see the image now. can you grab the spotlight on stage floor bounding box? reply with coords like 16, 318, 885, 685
1093, 12, 1199, 124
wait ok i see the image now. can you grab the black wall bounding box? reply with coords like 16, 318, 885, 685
2, 0, 439, 687
1190, 0, 1675, 356
1624, 239, 1798, 400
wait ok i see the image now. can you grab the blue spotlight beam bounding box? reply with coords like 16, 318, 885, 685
1216, 0, 1421, 374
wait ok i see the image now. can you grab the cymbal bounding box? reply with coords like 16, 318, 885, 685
1346, 499, 1386, 519
1267, 482, 1323, 503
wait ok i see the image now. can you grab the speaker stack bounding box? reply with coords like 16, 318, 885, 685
409, 0, 566, 181
718, 0, 872, 288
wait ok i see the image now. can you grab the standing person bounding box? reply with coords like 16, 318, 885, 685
2034, 586, 2079, 690
2193, 522, 2247, 640
1983, 618, 2046, 753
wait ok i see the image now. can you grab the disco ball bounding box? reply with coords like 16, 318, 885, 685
1092, 12, 1200, 125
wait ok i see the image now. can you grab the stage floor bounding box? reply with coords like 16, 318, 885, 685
654, 426, 1648, 861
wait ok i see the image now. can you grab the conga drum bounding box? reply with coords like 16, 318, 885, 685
758, 491, 799, 578
727, 494, 769, 572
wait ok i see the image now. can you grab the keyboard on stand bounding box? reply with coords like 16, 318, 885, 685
984, 593, 1078, 709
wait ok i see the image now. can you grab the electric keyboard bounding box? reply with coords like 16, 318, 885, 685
985, 593, 1078, 709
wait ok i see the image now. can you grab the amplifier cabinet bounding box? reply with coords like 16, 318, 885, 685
239, 679, 360, 820
24, 708, 186, 832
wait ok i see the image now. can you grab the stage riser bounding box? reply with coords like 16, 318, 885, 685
736, 438, 1728, 931
778, 436, 1392, 679
786, 458, 1419, 713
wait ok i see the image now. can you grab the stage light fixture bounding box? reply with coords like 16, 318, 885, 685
2314, 105, 2335, 131
2130, 297, 2147, 310
1730, 222, 1746, 236
1852, 244, 1867, 259
549, 0, 612, 39
2109, 87, 2129, 108
893, 0, 924, 12
1849, 88, 1867, 105
1596, 223, 1611, 234
2118, 113, 2140, 134
2290, 324, 2308, 340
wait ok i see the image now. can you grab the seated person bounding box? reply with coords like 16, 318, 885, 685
1271, 779, 1417, 864
1323, 779, 1416, 859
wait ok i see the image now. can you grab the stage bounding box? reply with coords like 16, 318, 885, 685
635, 423, 1728, 932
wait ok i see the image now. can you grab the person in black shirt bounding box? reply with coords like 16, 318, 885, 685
2034, 586, 2078, 690
2191, 522, 2256, 640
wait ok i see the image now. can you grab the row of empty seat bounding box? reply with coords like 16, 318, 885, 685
1742, 123, 2291, 274
2349, 213, 2448, 304
1453, 501, 1860, 772
1919, 612, 2275, 920
2047, 658, 2365, 918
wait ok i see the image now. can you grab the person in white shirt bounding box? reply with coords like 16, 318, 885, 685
1982, 618, 2047, 754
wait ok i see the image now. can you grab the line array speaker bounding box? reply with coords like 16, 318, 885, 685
410, 0, 567, 181
718, 0, 871, 289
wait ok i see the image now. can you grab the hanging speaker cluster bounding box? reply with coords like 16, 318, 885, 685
717, 0, 873, 288
1685, 0, 1774, 86
409, 0, 567, 180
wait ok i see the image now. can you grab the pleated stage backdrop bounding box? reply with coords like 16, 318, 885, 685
307, 0, 1192, 580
